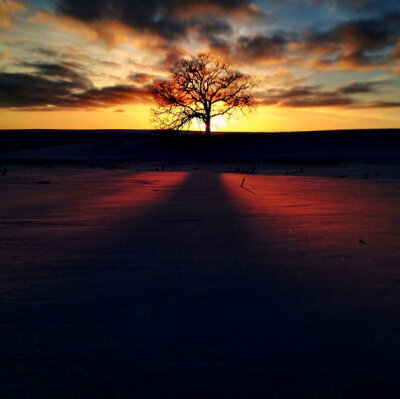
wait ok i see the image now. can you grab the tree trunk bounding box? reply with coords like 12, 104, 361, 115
205, 118, 211, 137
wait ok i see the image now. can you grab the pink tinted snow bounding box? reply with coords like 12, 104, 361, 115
221, 174, 400, 270
1, 170, 189, 233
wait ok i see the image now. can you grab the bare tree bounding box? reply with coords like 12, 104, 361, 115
152, 53, 256, 136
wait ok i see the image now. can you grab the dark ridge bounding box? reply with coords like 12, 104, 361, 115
0, 129, 399, 163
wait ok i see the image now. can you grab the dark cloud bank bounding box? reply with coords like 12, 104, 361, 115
0, 63, 152, 110
57, 0, 261, 40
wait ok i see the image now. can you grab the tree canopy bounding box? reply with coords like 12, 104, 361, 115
152, 53, 256, 136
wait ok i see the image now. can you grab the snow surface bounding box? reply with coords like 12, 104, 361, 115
1, 166, 400, 398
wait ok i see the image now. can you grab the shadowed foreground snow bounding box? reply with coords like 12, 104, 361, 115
1, 169, 399, 398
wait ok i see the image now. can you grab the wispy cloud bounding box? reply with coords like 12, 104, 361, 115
0, 0, 26, 28
256, 82, 400, 108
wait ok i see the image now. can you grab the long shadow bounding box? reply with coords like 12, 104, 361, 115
1, 172, 399, 398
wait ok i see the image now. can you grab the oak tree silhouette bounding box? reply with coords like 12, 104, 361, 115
152, 53, 256, 136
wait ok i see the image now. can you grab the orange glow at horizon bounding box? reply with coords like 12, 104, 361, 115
2, 104, 400, 132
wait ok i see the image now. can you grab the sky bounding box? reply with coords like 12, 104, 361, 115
0, 0, 399, 131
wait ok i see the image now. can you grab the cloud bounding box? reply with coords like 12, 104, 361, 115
0, 50, 11, 58
171, 0, 262, 19
27, 2, 262, 69
29, 6, 193, 71
201, 11, 400, 69
338, 81, 382, 94
56, 0, 262, 44
3, 1, 399, 115
30, 3, 398, 73
256, 85, 352, 107
256, 82, 400, 108
210, 32, 292, 65
190, 17, 233, 46
283, 97, 355, 108
128, 72, 158, 84
72, 84, 152, 108
157, 45, 187, 68
299, 12, 400, 70
0, 62, 152, 109
29, 10, 135, 47
356, 100, 400, 108
267, 0, 399, 11
2, 59, 397, 112
58, 0, 184, 40
33, 47, 59, 57
22, 62, 93, 89
391, 42, 400, 59
0, 0, 26, 28
32, 45, 104, 63
0, 72, 84, 108
234, 34, 288, 62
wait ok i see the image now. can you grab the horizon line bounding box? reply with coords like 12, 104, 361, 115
1, 128, 399, 134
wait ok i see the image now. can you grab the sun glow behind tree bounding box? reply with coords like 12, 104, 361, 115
151, 54, 256, 136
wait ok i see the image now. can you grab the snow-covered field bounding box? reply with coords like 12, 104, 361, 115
1, 165, 400, 398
